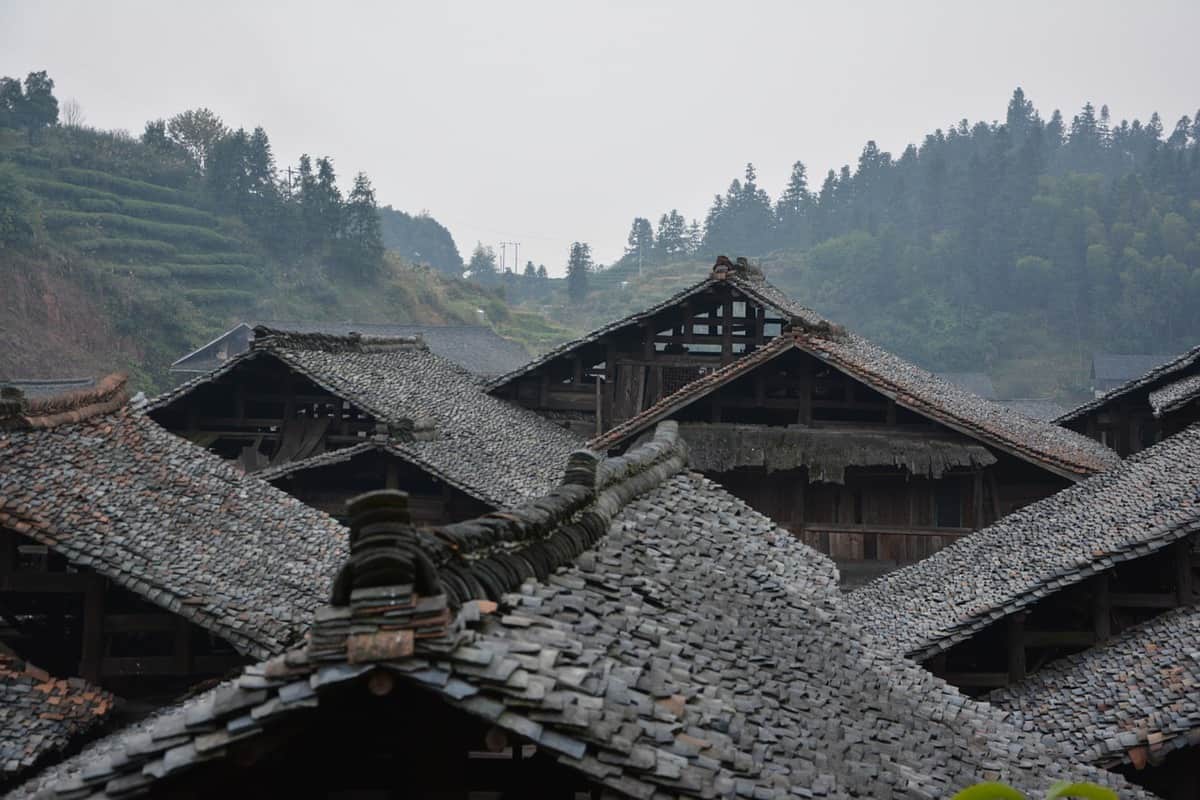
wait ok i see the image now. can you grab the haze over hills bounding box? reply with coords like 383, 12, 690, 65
0, 72, 570, 390
527, 89, 1200, 403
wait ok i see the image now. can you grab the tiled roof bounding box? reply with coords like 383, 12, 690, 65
0, 391, 348, 659
936, 372, 997, 400
1000, 398, 1068, 422
0, 379, 97, 399
0, 656, 113, 787
845, 423, 1200, 660
1058, 346, 1200, 423
591, 332, 1120, 479
485, 264, 829, 392
172, 322, 531, 379
1149, 373, 1200, 418
151, 328, 582, 507
988, 604, 1200, 770
15, 423, 1147, 800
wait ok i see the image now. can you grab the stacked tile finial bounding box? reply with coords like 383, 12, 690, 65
329, 490, 441, 605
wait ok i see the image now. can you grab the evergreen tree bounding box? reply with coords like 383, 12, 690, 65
468, 243, 498, 284
338, 172, 384, 277
625, 217, 655, 265
566, 242, 592, 303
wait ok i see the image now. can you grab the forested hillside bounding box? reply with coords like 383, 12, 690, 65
0, 71, 568, 390
566, 89, 1200, 401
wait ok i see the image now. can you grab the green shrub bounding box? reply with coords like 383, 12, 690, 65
77, 198, 121, 213
117, 198, 217, 227
42, 210, 240, 249
165, 263, 257, 282
183, 287, 256, 306
57, 167, 188, 204
74, 237, 177, 259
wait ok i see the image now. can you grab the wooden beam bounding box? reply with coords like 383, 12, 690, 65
1175, 539, 1194, 604
1006, 612, 1026, 684
1110, 592, 1179, 609
1022, 629, 1097, 647
1092, 573, 1111, 641
80, 574, 105, 683
720, 299, 733, 365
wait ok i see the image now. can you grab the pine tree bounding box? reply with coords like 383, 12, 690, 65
468, 243, 498, 284
625, 217, 655, 266
338, 172, 385, 277
566, 242, 592, 304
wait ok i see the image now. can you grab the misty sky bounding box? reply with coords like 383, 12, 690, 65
3, 1, 1198, 273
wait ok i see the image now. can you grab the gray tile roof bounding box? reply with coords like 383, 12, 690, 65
0, 656, 113, 788
152, 328, 582, 507
171, 321, 531, 379
1058, 346, 1200, 423
592, 330, 1120, 479
0, 378, 96, 399
13, 423, 1149, 800
936, 372, 997, 400
845, 423, 1200, 660
988, 604, 1200, 770
1149, 373, 1200, 418
0, 395, 348, 659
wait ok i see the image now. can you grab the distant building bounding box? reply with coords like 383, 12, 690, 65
1059, 346, 1200, 455
170, 322, 531, 381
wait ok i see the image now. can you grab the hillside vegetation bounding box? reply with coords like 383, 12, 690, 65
0, 73, 571, 390
544, 89, 1200, 403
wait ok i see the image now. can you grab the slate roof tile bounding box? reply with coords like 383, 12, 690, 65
846, 423, 1200, 660
12, 423, 1151, 799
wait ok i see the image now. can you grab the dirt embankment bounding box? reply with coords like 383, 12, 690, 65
0, 255, 137, 381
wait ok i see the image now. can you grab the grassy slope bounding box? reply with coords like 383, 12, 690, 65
0, 129, 573, 392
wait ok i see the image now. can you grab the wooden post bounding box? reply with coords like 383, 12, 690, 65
721, 298, 734, 365
797, 362, 812, 426
972, 472, 984, 531
1092, 573, 1111, 641
1174, 539, 1193, 605
80, 574, 105, 683
173, 616, 193, 674
1006, 612, 1027, 684
594, 376, 602, 436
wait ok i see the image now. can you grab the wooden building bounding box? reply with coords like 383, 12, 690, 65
1058, 344, 1200, 456
849, 422, 1200, 704
990, 604, 1200, 800
0, 375, 347, 706
575, 269, 1118, 580
10, 425, 1142, 800
148, 327, 581, 524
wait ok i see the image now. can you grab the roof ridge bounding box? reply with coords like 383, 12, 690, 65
251, 325, 427, 354
1, 373, 128, 430
315, 421, 687, 643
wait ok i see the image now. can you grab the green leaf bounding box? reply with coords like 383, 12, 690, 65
1044, 781, 1119, 800
951, 782, 1027, 800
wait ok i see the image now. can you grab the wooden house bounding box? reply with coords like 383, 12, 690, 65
10, 424, 1142, 800
1058, 345, 1200, 456
147, 327, 580, 524
849, 423, 1200, 704
566, 263, 1118, 581
990, 605, 1200, 800
0, 375, 346, 704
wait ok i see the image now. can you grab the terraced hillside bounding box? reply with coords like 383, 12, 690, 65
0, 127, 573, 391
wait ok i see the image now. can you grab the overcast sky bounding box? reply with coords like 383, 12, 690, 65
3, 1, 1198, 273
